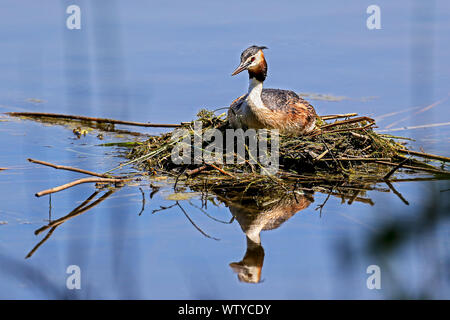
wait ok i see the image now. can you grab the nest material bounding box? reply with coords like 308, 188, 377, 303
127, 109, 448, 191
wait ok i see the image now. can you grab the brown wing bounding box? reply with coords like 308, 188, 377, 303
229, 89, 317, 134
261, 89, 317, 134
261, 89, 315, 114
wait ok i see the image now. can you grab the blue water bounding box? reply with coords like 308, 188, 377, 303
0, 0, 449, 299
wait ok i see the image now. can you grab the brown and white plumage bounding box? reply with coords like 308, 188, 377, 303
228, 46, 317, 135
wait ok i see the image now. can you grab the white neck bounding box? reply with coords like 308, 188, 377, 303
247, 78, 264, 109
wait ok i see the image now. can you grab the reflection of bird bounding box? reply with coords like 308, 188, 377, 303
227, 191, 314, 283
229, 45, 318, 135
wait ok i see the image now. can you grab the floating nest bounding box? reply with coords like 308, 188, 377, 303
127, 109, 450, 193
6, 109, 449, 208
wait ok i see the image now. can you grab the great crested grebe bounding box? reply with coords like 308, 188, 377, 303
228, 45, 318, 135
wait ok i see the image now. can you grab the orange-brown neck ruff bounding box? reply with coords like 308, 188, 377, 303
248, 51, 267, 82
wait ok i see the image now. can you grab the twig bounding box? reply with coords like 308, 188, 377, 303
350, 132, 369, 140
186, 165, 208, 176
319, 157, 391, 162
28, 190, 115, 258
311, 123, 375, 137
320, 116, 375, 130
207, 163, 235, 178
385, 181, 409, 205
318, 137, 343, 172
390, 177, 447, 183
320, 113, 358, 120
375, 161, 450, 175
149, 184, 160, 199
35, 190, 101, 235
188, 201, 234, 224
138, 187, 146, 216
397, 149, 450, 163
6, 112, 182, 128
377, 134, 415, 141
313, 149, 330, 161
40, 190, 115, 231
347, 190, 361, 205
175, 201, 220, 241
315, 192, 332, 217
28, 158, 117, 178
152, 203, 178, 214
328, 191, 374, 205
35, 177, 128, 197
48, 194, 52, 222
383, 157, 410, 180
174, 166, 188, 190
26, 226, 57, 259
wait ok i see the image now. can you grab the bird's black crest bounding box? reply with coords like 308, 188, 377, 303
240, 45, 268, 61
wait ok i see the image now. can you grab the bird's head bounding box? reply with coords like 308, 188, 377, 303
231, 45, 268, 80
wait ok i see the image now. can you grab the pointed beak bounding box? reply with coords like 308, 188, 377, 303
231, 61, 250, 76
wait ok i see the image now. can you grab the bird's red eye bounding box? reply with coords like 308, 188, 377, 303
251, 57, 255, 62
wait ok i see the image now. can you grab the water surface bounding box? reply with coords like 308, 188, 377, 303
0, 0, 449, 299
